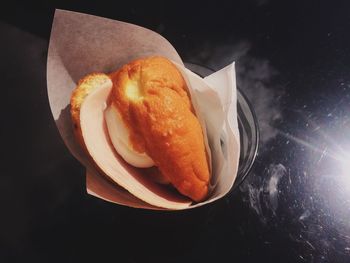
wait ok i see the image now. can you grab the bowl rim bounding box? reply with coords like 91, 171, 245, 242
184, 61, 260, 190
233, 86, 260, 190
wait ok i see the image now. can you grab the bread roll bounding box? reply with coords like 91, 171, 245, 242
108, 56, 210, 201
70, 56, 210, 202
70, 73, 112, 148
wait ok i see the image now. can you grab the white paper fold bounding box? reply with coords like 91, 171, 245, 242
47, 9, 240, 210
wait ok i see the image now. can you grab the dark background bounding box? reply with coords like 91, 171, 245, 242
2, 0, 350, 262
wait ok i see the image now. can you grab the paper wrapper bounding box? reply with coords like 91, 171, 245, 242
47, 9, 240, 210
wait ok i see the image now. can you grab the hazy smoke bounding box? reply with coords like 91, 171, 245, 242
185, 40, 283, 143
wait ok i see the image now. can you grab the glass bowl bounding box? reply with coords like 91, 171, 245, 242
185, 62, 259, 191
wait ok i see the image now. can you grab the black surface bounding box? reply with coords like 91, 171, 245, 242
2, 1, 350, 262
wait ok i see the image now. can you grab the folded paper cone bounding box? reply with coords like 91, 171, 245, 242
47, 9, 240, 210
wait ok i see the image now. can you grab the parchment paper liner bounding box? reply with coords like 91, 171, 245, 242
47, 9, 240, 210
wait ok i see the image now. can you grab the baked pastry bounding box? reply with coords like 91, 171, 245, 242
70, 73, 112, 148
70, 56, 210, 202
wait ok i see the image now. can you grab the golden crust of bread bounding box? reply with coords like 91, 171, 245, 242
70, 73, 111, 148
109, 56, 210, 201
70, 72, 169, 185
